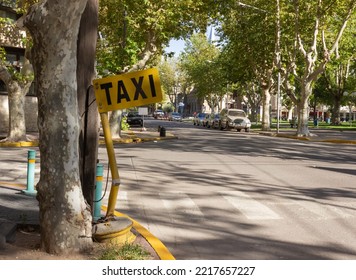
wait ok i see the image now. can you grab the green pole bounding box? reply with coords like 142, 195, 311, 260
23, 150, 37, 196
94, 163, 104, 221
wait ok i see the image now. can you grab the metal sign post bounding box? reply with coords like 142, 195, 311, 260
93, 68, 163, 218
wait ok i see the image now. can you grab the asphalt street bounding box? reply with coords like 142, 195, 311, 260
1, 120, 356, 259
100, 120, 356, 259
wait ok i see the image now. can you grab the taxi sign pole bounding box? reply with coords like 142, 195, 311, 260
94, 68, 163, 218
100, 112, 120, 218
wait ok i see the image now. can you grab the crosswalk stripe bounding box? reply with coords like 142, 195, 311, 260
220, 191, 281, 220
295, 200, 354, 220
159, 192, 204, 219
117, 190, 129, 210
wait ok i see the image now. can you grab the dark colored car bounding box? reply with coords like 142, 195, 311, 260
126, 111, 143, 127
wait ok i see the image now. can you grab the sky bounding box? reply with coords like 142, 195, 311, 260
164, 26, 217, 57
164, 39, 186, 57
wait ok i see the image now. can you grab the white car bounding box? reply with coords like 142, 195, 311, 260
219, 109, 251, 132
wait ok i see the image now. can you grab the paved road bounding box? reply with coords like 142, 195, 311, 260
99, 120, 356, 260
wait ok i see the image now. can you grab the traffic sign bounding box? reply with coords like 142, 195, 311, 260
93, 68, 163, 113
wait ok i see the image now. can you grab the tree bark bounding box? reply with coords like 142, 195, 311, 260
261, 87, 271, 131
24, 0, 92, 254
77, 0, 99, 210
109, 110, 122, 139
297, 83, 312, 136
0, 66, 30, 142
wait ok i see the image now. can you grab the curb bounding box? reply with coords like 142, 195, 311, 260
257, 131, 356, 145
0, 141, 39, 148
98, 135, 178, 145
0, 134, 177, 148
101, 206, 175, 260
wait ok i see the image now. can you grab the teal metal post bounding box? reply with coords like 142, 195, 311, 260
94, 164, 104, 221
23, 150, 37, 196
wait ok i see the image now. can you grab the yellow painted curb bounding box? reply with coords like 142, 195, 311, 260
0, 141, 38, 147
0, 182, 26, 189
318, 139, 356, 145
101, 205, 175, 260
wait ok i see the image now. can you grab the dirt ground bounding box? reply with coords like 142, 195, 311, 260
0, 225, 159, 260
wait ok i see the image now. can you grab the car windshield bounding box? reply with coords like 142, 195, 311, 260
172, 112, 180, 116
229, 111, 245, 117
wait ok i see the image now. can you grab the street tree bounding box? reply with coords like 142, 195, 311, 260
314, 21, 355, 125
280, 0, 355, 136
0, 11, 33, 142
218, 0, 280, 131
180, 33, 227, 112
159, 57, 183, 110
23, 0, 93, 254
97, 0, 212, 137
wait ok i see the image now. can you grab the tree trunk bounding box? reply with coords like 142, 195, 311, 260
331, 93, 342, 125
77, 0, 99, 210
0, 66, 30, 142
297, 83, 312, 136
24, 0, 92, 254
109, 110, 122, 139
261, 87, 271, 131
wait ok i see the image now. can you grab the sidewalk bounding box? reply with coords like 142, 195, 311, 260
0, 127, 176, 259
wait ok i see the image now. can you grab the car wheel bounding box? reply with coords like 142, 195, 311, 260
245, 128, 250, 132
237, 129, 241, 132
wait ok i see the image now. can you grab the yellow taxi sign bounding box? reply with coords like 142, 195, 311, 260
93, 68, 163, 113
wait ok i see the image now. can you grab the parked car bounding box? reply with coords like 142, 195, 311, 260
168, 112, 183, 122
126, 111, 143, 127
207, 113, 220, 129
153, 109, 164, 119
219, 109, 251, 132
193, 112, 206, 126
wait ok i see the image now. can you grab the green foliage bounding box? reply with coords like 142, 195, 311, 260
218, 0, 277, 84
180, 33, 227, 107
0, 47, 6, 62
97, 0, 214, 76
162, 103, 174, 113
98, 243, 150, 260
121, 115, 130, 131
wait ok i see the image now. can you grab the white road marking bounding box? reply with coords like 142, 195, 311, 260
220, 191, 281, 220
160, 192, 204, 219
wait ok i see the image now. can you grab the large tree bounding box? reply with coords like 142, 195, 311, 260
314, 20, 356, 125
281, 0, 355, 136
23, 0, 93, 254
0, 12, 33, 142
218, 0, 280, 131
180, 33, 227, 112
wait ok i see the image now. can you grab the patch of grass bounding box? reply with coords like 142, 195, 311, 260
98, 243, 151, 260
